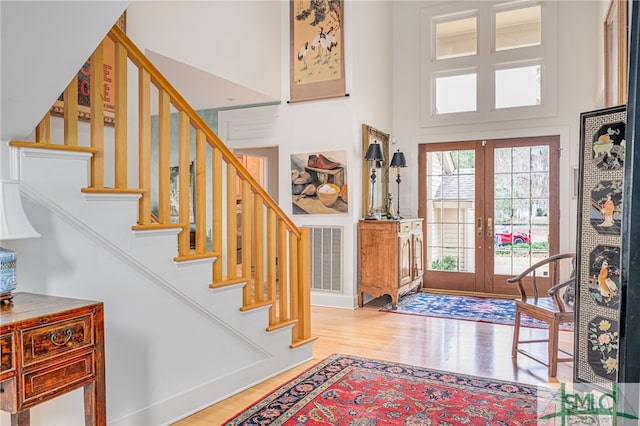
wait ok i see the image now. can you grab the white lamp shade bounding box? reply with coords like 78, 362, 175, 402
0, 180, 40, 240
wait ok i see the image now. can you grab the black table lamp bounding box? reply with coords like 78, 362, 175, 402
390, 150, 407, 219
364, 142, 384, 219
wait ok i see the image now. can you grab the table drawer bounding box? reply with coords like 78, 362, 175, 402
399, 222, 411, 233
22, 352, 94, 404
22, 315, 93, 366
0, 333, 13, 372
412, 220, 422, 231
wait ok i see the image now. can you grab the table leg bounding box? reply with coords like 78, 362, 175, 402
11, 410, 29, 426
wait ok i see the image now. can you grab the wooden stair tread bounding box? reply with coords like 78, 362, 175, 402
132, 223, 186, 231
9, 141, 98, 153
209, 276, 251, 288
174, 252, 218, 262
81, 187, 146, 195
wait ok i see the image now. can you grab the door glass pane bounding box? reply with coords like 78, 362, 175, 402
436, 16, 477, 60
435, 72, 477, 114
494, 146, 549, 276
495, 5, 541, 51
426, 150, 475, 273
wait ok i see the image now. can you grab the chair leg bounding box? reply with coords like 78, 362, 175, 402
548, 319, 560, 377
512, 309, 521, 358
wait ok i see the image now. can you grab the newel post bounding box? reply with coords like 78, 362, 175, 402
293, 227, 312, 344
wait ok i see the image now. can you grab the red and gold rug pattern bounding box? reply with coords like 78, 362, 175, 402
224, 354, 557, 425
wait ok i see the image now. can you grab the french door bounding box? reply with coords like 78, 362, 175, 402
418, 136, 560, 295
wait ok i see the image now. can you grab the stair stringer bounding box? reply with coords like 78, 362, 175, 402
10, 146, 314, 425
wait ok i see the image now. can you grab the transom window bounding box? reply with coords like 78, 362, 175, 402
435, 15, 477, 60
495, 5, 541, 51
421, 1, 557, 126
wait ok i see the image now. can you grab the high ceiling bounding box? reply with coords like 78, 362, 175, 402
145, 50, 278, 111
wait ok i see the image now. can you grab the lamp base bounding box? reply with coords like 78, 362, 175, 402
0, 247, 17, 302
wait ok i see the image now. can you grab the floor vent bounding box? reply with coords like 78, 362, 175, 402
310, 226, 343, 292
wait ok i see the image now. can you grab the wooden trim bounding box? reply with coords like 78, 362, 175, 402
63, 77, 78, 146
296, 227, 312, 341
158, 89, 171, 224
267, 209, 277, 326
173, 252, 217, 262
604, 0, 628, 106
9, 141, 97, 153
212, 148, 223, 282
35, 114, 50, 144
195, 129, 207, 254
177, 111, 191, 256
278, 220, 288, 321
107, 25, 300, 237
90, 41, 105, 189
114, 40, 128, 189
81, 188, 145, 195
253, 197, 265, 302
226, 164, 238, 280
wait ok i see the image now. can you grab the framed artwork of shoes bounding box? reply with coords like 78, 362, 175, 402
290, 150, 347, 214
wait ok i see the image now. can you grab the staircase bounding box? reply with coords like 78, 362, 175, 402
7, 24, 315, 425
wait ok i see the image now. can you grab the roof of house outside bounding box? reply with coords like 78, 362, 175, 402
433, 170, 475, 201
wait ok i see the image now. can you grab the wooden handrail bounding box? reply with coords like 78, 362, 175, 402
11, 23, 313, 348
107, 26, 300, 238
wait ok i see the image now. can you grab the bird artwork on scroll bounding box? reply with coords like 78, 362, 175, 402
290, 0, 345, 102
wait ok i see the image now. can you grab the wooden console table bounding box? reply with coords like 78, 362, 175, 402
0, 292, 106, 426
358, 219, 424, 309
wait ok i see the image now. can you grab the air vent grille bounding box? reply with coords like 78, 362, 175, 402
310, 226, 343, 292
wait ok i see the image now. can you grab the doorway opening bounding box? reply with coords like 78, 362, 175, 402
418, 136, 560, 296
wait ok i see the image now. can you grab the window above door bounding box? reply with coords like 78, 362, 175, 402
421, 1, 557, 127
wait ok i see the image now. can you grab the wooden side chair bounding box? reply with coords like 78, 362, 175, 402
507, 252, 576, 377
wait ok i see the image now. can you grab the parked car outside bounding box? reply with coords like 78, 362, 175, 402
494, 231, 531, 245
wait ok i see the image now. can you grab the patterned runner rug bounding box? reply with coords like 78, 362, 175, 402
380, 292, 574, 331
223, 354, 558, 425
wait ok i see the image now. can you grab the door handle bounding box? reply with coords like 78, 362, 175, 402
477, 217, 483, 237
487, 217, 493, 238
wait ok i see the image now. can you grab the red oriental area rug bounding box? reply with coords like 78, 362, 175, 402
223, 354, 558, 425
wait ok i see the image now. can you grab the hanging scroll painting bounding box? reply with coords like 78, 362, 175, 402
290, 0, 346, 102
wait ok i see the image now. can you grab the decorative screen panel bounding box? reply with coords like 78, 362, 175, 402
575, 105, 626, 390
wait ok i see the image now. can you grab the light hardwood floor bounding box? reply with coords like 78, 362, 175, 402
173, 297, 574, 425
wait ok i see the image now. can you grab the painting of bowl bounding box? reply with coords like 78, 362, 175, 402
316, 183, 340, 207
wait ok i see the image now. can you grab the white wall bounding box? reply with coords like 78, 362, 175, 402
0, 1, 129, 142
126, 1, 282, 101
392, 0, 601, 255
129, 0, 600, 305
216, 1, 394, 308
1, 149, 311, 425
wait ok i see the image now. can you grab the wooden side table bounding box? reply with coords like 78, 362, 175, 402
358, 219, 424, 309
0, 292, 106, 426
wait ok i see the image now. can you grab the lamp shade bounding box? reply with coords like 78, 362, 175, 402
390, 150, 407, 168
0, 180, 40, 240
364, 142, 384, 162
